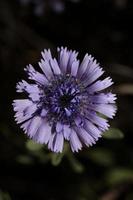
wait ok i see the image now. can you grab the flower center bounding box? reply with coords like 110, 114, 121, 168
59, 94, 73, 108
41, 74, 87, 125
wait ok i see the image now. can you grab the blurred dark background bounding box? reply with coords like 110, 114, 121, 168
0, 0, 133, 199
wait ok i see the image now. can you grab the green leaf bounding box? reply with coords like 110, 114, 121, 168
0, 190, 11, 200
16, 155, 34, 165
88, 148, 114, 166
106, 168, 133, 185
51, 143, 69, 166
103, 128, 124, 139
51, 153, 64, 166
67, 153, 85, 173
26, 140, 43, 151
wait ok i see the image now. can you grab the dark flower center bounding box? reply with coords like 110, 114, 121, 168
42, 74, 87, 125
59, 94, 73, 108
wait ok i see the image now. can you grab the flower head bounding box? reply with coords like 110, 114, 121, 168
13, 47, 116, 153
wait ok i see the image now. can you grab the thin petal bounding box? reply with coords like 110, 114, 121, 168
48, 134, 55, 151
63, 124, 71, 140
77, 54, 92, 79
25, 64, 48, 85
16, 80, 42, 102
41, 49, 53, 61
40, 109, 47, 117
74, 117, 83, 127
87, 77, 113, 93
21, 119, 32, 133
71, 60, 79, 76
87, 104, 117, 118
70, 129, 82, 152
56, 122, 63, 133
86, 112, 109, 131
90, 93, 117, 104
53, 133, 64, 153
67, 50, 78, 73
39, 59, 53, 79
76, 128, 96, 146
13, 99, 32, 112
33, 120, 52, 144
50, 58, 61, 75
58, 47, 70, 73
83, 67, 104, 86
84, 120, 102, 140
82, 58, 100, 79
27, 116, 42, 138
14, 100, 37, 124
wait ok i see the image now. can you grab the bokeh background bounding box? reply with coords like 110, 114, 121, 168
0, 0, 133, 199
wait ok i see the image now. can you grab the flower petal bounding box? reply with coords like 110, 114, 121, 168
67, 50, 78, 73
53, 133, 64, 153
57, 47, 70, 73
27, 116, 42, 138
56, 122, 63, 133
13, 99, 32, 112
39, 59, 53, 79
71, 60, 79, 76
63, 124, 71, 140
48, 134, 55, 151
70, 129, 82, 152
76, 128, 96, 146
90, 93, 117, 104
21, 119, 32, 133
84, 120, 102, 140
77, 54, 92, 79
16, 80, 43, 102
49, 58, 61, 75
33, 120, 52, 144
86, 112, 109, 131
87, 104, 117, 118
41, 49, 53, 61
83, 66, 104, 86
25, 64, 48, 85
13, 99, 37, 124
87, 77, 113, 93
82, 57, 100, 79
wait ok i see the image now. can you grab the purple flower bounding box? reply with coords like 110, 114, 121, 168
13, 47, 117, 153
